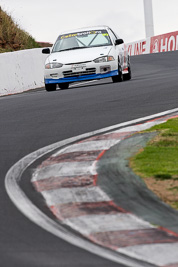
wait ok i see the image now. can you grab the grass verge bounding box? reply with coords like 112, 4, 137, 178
130, 117, 178, 210
0, 7, 41, 52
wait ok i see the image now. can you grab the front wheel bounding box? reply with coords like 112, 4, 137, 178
45, 83, 56, 92
123, 66, 132, 81
58, 83, 69, 90
112, 65, 123, 83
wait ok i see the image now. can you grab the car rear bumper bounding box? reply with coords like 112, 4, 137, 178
45, 70, 118, 84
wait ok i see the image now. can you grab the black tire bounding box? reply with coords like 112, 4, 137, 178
123, 65, 132, 81
45, 83, 56, 92
58, 83, 69, 90
112, 64, 123, 83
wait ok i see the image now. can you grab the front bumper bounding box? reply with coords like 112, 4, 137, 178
44, 60, 118, 84
45, 70, 118, 84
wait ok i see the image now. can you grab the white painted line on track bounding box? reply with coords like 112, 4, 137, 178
112, 120, 166, 133
118, 242, 178, 266
53, 139, 120, 157
32, 161, 97, 181
64, 213, 153, 235
5, 107, 178, 267
42, 186, 111, 206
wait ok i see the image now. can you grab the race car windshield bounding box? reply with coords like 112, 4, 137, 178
52, 30, 112, 52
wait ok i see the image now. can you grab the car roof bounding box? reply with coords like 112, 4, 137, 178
59, 25, 111, 35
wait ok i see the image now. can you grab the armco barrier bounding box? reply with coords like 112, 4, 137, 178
126, 30, 178, 56
0, 48, 47, 96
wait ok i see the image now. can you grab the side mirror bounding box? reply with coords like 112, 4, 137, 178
115, 39, 124, 45
42, 48, 50, 54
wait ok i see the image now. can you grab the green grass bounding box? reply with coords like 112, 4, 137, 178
131, 118, 178, 180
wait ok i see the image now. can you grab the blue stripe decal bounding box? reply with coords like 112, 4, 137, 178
45, 70, 118, 84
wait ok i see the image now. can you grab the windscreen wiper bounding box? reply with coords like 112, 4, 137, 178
59, 47, 87, 52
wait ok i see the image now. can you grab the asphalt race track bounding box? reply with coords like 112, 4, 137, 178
0, 51, 178, 267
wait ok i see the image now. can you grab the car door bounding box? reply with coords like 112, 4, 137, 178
108, 28, 125, 69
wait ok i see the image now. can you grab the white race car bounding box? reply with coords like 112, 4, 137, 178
42, 26, 131, 91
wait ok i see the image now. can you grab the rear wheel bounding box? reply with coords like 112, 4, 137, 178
45, 83, 56, 92
112, 64, 123, 83
58, 83, 69, 90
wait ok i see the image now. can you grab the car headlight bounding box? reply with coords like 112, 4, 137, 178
94, 56, 115, 63
45, 63, 63, 69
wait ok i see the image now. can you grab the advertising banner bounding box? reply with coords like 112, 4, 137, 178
150, 31, 178, 53
126, 38, 150, 56
126, 31, 178, 56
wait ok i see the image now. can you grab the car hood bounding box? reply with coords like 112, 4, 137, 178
47, 46, 113, 64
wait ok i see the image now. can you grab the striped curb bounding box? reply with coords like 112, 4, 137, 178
32, 112, 178, 267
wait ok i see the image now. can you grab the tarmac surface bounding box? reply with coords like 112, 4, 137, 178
1, 51, 178, 266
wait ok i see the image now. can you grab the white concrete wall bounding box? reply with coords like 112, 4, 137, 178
0, 48, 47, 96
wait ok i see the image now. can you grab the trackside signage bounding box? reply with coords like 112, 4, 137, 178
126, 31, 178, 56
126, 39, 150, 56
150, 31, 178, 53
